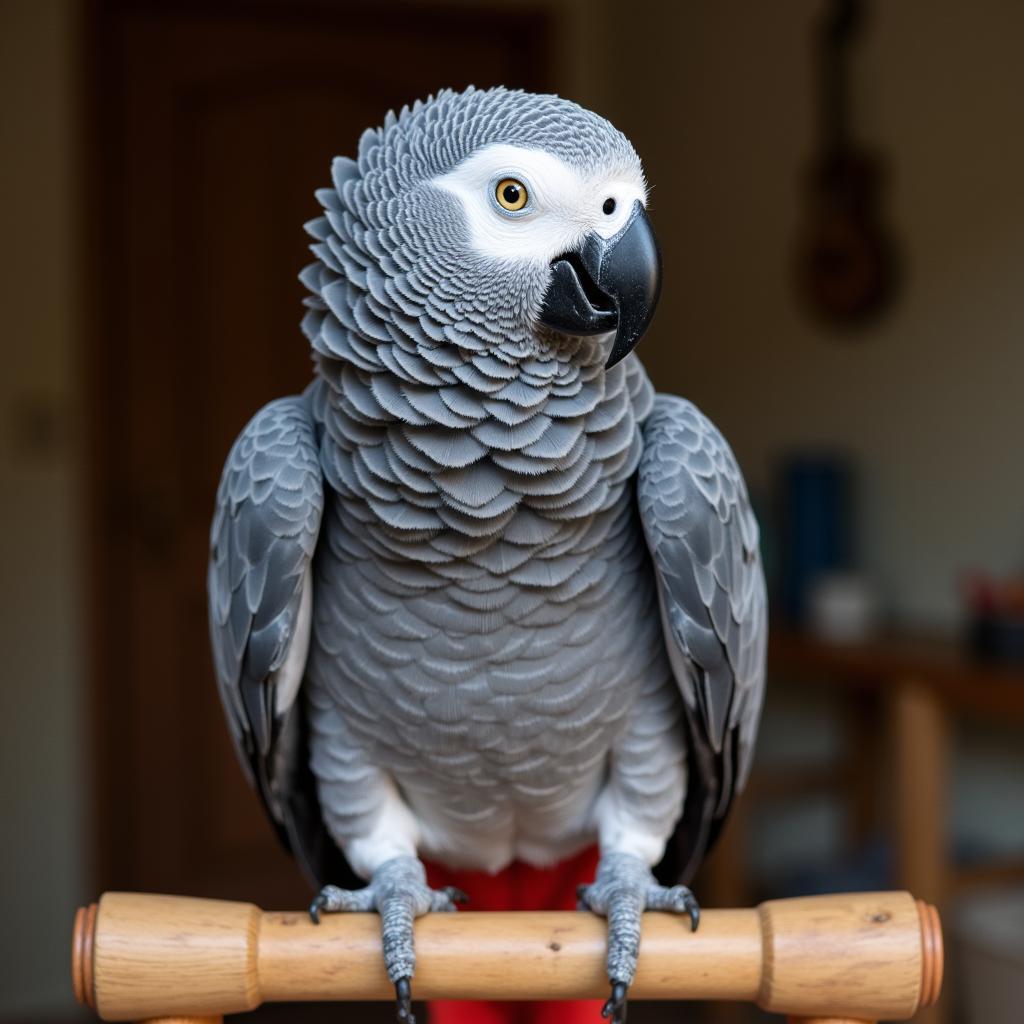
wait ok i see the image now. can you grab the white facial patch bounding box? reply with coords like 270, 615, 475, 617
431, 143, 647, 266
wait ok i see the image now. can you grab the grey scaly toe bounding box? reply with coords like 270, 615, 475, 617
309, 855, 464, 1024
578, 852, 700, 1023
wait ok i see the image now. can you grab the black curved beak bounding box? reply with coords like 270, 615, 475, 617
537, 201, 662, 368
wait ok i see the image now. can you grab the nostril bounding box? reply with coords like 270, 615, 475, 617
603, 197, 616, 216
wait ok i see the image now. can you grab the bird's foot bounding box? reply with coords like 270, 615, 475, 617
578, 852, 700, 1024
309, 856, 466, 1024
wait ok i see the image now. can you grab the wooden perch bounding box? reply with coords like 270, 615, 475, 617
72, 890, 942, 1023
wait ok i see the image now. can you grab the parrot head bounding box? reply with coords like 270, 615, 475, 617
314, 87, 661, 369
430, 107, 662, 369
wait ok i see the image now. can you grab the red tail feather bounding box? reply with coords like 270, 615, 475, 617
424, 845, 604, 1024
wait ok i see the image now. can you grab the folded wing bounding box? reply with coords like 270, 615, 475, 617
207, 393, 355, 889
637, 395, 768, 884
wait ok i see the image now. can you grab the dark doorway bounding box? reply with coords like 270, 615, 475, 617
86, 1, 552, 915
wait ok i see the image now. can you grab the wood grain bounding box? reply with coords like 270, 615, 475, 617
757, 892, 929, 1019
72, 890, 941, 1022
89, 893, 260, 1021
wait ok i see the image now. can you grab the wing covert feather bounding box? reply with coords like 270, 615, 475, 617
208, 395, 322, 759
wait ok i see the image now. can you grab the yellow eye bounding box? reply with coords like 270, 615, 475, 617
495, 178, 528, 212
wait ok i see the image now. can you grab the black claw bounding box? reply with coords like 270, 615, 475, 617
395, 977, 415, 1024
395, 978, 415, 1024
602, 981, 629, 1022
308, 894, 325, 925
444, 886, 470, 905
688, 902, 700, 932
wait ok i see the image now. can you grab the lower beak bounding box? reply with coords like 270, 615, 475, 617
537, 201, 662, 368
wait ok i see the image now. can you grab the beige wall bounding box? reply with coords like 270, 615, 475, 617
601, 0, 1024, 627
0, 0, 85, 1016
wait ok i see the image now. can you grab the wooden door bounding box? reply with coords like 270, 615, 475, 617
87, 1, 552, 907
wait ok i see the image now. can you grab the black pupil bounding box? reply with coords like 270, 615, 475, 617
502, 183, 521, 205
603, 197, 616, 215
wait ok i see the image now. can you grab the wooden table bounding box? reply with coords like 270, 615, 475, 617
768, 629, 1024, 1023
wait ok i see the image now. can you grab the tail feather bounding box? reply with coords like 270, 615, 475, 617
424, 844, 599, 912
423, 845, 604, 1024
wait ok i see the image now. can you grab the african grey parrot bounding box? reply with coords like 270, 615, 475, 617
208, 86, 766, 1024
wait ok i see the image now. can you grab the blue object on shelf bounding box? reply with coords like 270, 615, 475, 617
781, 453, 853, 623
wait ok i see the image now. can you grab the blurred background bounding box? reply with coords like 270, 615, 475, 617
3, 0, 1023, 1022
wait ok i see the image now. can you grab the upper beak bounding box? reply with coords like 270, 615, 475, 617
537, 201, 662, 368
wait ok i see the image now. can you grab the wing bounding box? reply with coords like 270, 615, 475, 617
207, 393, 355, 890
637, 395, 768, 885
